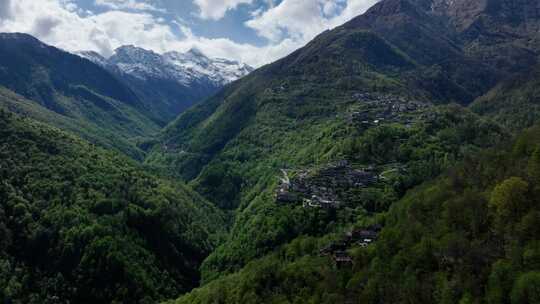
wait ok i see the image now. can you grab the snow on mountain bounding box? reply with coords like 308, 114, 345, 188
77, 46, 253, 86
77, 50, 110, 67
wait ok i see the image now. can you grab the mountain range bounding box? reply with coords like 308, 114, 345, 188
1, 0, 540, 303
0, 33, 252, 159
80, 46, 252, 86
78, 46, 253, 124
148, 0, 540, 301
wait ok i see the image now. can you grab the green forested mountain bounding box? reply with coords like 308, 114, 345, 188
0, 87, 149, 159
169, 122, 540, 304
1, 0, 540, 303
148, 0, 540, 186
0, 110, 225, 303
146, 0, 539, 285
472, 64, 540, 131
0, 33, 161, 159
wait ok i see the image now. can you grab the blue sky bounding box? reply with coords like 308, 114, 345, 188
0, 0, 379, 66
82, 0, 270, 45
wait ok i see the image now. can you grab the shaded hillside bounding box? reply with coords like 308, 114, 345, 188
0, 87, 148, 159
348, 0, 540, 72
472, 64, 540, 130
0, 33, 160, 158
0, 110, 226, 304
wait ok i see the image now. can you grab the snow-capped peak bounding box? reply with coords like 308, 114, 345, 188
107, 46, 169, 81
75, 46, 253, 86
76, 50, 109, 67
185, 47, 206, 58
110, 45, 163, 65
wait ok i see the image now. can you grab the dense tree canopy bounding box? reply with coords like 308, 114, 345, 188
170, 124, 540, 304
0, 110, 225, 304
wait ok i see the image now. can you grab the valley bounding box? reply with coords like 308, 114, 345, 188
1, 0, 540, 303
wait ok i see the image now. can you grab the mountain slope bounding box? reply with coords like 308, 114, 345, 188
171, 124, 540, 304
145, 0, 540, 291
148, 0, 540, 198
78, 46, 253, 124
157, 0, 540, 299
0, 33, 160, 158
0, 110, 226, 304
0, 86, 146, 158
472, 64, 540, 130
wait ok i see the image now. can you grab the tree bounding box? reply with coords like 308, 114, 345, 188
510, 272, 540, 304
489, 177, 530, 233
528, 145, 540, 188
487, 260, 514, 304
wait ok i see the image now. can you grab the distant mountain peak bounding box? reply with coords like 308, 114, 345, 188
111, 45, 162, 65
76, 50, 109, 67
78, 45, 253, 85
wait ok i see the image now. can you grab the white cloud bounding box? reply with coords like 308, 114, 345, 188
193, 0, 253, 20
171, 24, 300, 67
94, 0, 164, 12
0, 0, 380, 67
31, 16, 62, 38
0, 0, 177, 57
0, 0, 13, 20
246, 0, 379, 43
334, 0, 381, 24
323, 2, 340, 16
179, 0, 380, 66
246, 1, 328, 43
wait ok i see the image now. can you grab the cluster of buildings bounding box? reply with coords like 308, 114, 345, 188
275, 161, 379, 209
319, 224, 383, 268
349, 92, 428, 129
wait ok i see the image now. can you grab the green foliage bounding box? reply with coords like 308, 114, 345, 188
144, 12, 508, 284
528, 146, 540, 187
472, 66, 540, 132
170, 236, 349, 304
172, 124, 540, 304
189, 104, 507, 282
511, 272, 540, 304
0, 87, 154, 160
0, 33, 164, 159
489, 177, 530, 233
1, 1, 540, 303
487, 260, 514, 304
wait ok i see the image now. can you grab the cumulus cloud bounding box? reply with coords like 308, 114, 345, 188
94, 0, 164, 12
0, 0, 379, 67
170, 24, 300, 67
31, 16, 62, 37
0, 0, 13, 20
193, 0, 253, 20
188, 0, 380, 65
0, 0, 179, 57
246, 1, 328, 43
246, 0, 379, 43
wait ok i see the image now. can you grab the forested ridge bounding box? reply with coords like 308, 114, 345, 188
170, 124, 540, 304
1, 0, 540, 302
0, 110, 225, 303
